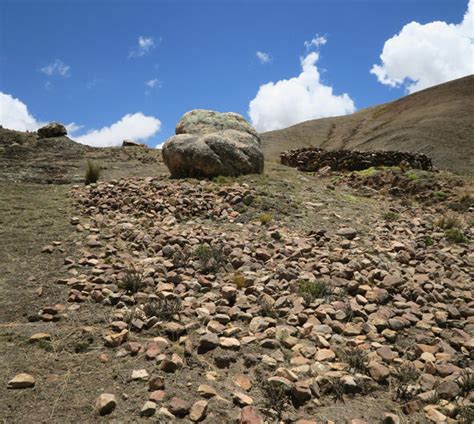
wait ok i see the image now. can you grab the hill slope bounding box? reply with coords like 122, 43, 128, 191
261, 75, 474, 174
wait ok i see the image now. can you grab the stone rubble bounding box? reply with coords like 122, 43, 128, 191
38, 175, 473, 422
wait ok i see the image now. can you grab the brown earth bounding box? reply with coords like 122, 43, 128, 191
261, 75, 474, 175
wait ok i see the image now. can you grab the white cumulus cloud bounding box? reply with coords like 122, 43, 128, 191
0, 92, 161, 148
256, 51, 271, 64
371, 0, 474, 93
129, 36, 157, 58
304, 35, 327, 50
0, 92, 44, 131
40, 59, 70, 77
145, 78, 160, 88
249, 52, 356, 132
73, 113, 161, 147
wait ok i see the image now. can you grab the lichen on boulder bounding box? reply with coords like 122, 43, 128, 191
162, 110, 264, 178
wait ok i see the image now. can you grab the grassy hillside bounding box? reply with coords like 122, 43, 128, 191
261, 75, 474, 174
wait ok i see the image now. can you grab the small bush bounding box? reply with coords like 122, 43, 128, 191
194, 244, 225, 273
458, 405, 474, 424
424, 236, 434, 247
258, 213, 273, 225
261, 380, 289, 420
120, 267, 145, 294
212, 175, 234, 185
405, 170, 419, 181
143, 297, 182, 321
457, 369, 474, 396
298, 280, 332, 304
232, 272, 248, 289
338, 347, 368, 374
383, 211, 399, 221
435, 215, 462, 230
259, 299, 278, 319
445, 228, 468, 244
393, 362, 420, 401
85, 160, 101, 185
432, 190, 447, 200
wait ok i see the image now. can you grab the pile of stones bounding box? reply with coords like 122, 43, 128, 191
280, 148, 433, 172
35, 176, 472, 422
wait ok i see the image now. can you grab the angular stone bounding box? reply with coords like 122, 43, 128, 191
233, 392, 254, 406
168, 397, 190, 417
198, 332, 219, 352
189, 400, 208, 422
140, 401, 157, 417
131, 369, 149, 381
7, 373, 35, 389
240, 405, 263, 424
315, 348, 335, 362
368, 362, 390, 382
96, 393, 117, 416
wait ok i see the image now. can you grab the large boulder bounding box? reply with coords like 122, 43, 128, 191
37, 122, 67, 139
162, 110, 264, 178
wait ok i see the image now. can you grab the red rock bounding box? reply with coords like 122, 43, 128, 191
240, 406, 263, 424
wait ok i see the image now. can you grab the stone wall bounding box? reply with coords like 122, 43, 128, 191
280, 147, 433, 172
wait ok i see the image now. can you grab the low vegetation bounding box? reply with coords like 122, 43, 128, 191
119, 267, 145, 294
298, 280, 332, 304
84, 160, 101, 185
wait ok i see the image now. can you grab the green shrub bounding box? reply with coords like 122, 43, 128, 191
435, 215, 462, 230
194, 244, 225, 273
232, 272, 248, 289
85, 160, 101, 185
433, 191, 447, 200
258, 213, 273, 225
143, 297, 182, 320
119, 267, 145, 294
445, 228, 468, 244
405, 170, 419, 181
383, 211, 399, 221
298, 280, 332, 304
424, 236, 434, 247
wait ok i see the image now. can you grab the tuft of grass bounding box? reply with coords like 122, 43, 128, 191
392, 362, 420, 401
457, 369, 474, 396
119, 267, 145, 294
338, 347, 368, 374
259, 299, 278, 319
143, 297, 182, 321
298, 280, 332, 304
194, 244, 225, 273
212, 175, 235, 185
404, 170, 419, 181
232, 272, 248, 289
260, 380, 289, 420
435, 215, 462, 230
85, 160, 101, 185
432, 190, 447, 200
383, 211, 399, 221
424, 236, 434, 247
325, 377, 345, 402
355, 167, 378, 177
458, 405, 474, 424
445, 228, 468, 244
258, 213, 273, 225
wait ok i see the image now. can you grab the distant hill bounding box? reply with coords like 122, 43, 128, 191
261, 75, 474, 174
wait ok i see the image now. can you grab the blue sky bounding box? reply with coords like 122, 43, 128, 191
0, 0, 472, 147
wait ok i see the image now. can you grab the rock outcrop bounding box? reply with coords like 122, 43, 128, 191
162, 110, 264, 178
280, 147, 433, 172
122, 139, 145, 148
37, 122, 67, 139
